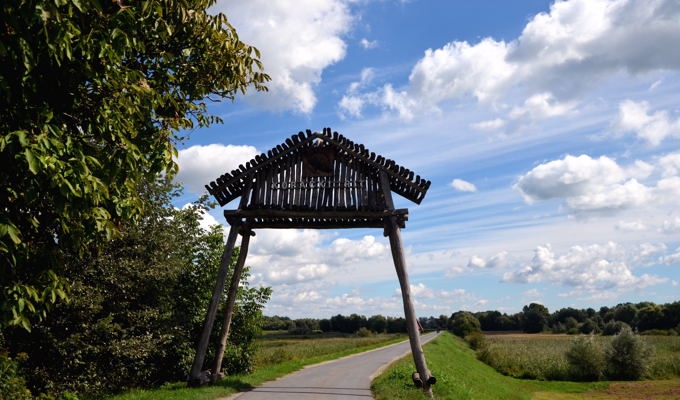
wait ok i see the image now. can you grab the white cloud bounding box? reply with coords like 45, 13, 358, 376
612, 100, 680, 146
662, 216, 680, 233
213, 0, 352, 113
339, 0, 680, 121
470, 118, 505, 131
451, 178, 477, 192
615, 220, 647, 232
513, 153, 680, 216
467, 251, 508, 269
176, 144, 258, 195
515, 154, 625, 203
502, 242, 666, 292
508, 92, 576, 120
360, 38, 378, 49
659, 152, 680, 177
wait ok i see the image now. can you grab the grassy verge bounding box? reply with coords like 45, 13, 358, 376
105, 333, 405, 400
372, 332, 609, 400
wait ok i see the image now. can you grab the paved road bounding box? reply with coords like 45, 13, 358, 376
226, 332, 439, 400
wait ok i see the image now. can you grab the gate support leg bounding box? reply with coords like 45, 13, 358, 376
188, 222, 241, 386
211, 228, 254, 380
381, 172, 433, 397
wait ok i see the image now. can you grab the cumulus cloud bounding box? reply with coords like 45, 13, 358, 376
451, 178, 477, 192
515, 154, 626, 203
176, 144, 258, 195
468, 251, 508, 269
502, 243, 666, 292
213, 0, 352, 113
514, 153, 680, 216
612, 100, 680, 146
339, 0, 680, 120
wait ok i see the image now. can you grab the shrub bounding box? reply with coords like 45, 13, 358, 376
565, 336, 605, 381
356, 327, 373, 337
465, 331, 487, 351
605, 327, 653, 380
0, 353, 32, 400
449, 312, 481, 338
602, 320, 629, 336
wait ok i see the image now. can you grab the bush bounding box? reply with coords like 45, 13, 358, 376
0, 353, 32, 400
449, 312, 481, 338
602, 320, 629, 336
605, 327, 653, 380
356, 327, 373, 337
565, 336, 605, 381
465, 331, 487, 351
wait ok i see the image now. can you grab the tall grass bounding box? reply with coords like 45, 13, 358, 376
372, 333, 607, 400
478, 334, 680, 381
254, 332, 404, 367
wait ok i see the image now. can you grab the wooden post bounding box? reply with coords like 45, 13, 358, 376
189, 185, 251, 386
211, 227, 254, 380
188, 222, 240, 386
380, 171, 433, 397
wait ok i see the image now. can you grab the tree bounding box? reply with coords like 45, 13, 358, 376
3, 177, 271, 398
0, 0, 269, 329
522, 303, 549, 333
448, 311, 481, 338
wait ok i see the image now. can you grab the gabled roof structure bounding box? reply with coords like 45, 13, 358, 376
205, 128, 430, 229
193, 128, 436, 390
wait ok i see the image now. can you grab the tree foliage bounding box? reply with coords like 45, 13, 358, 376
3, 177, 271, 398
0, 0, 269, 329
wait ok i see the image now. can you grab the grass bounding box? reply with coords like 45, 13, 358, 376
372, 332, 608, 400
105, 332, 405, 400
372, 332, 680, 400
480, 333, 680, 380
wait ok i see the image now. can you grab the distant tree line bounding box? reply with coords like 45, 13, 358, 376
263, 300, 680, 337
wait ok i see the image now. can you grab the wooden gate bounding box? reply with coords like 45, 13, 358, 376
189, 127, 435, 394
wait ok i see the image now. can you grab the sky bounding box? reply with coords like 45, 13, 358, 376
173, 0, 680, 319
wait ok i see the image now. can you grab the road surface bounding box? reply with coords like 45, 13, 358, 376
225, 332, 439, 400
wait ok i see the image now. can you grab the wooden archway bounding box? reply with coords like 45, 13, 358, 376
188, 128, 435, 393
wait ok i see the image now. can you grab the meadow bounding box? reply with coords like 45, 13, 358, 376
372, 332, 680, 400
106, 331, 680, 400
479, 333, 680, 381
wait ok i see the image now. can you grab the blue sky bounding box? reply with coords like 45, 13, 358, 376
174, 0, 680, 318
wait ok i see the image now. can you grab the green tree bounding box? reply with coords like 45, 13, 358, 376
448, 311, 481, 338
522, 303, 549, 333
0, 0, 269, 329
3, 177, 271, 398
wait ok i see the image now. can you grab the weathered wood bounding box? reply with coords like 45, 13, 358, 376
380, 171, 433, 397
206, 128, 431, 207
188, 222, 241, 386
211, 228, 253, 380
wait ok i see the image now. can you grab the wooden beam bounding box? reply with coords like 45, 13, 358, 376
380, 171, 434, 397
211, 228, 254, 380
188, 222, 240, 386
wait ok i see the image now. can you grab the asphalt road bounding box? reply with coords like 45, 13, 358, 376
225, 332, 439, 400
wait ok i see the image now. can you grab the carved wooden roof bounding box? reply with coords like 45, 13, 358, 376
205, 128, 430, 229
206, 128, 431, 208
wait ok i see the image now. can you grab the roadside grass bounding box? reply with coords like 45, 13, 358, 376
106, 332, 405, 400
373, 332, 607, 400
372, 332, 680, 400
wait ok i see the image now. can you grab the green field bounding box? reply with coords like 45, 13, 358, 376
107, 331, 680, 400
106, 332, 404, 400
372, 332, 680, 400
